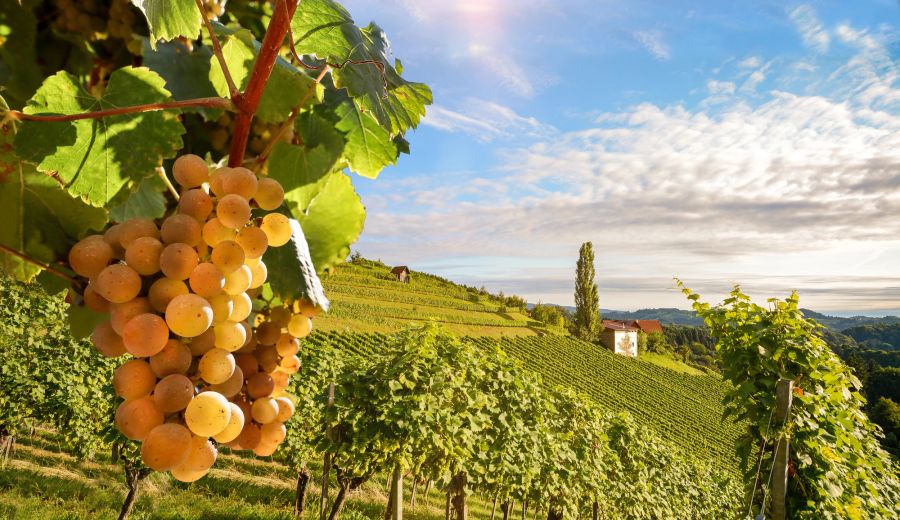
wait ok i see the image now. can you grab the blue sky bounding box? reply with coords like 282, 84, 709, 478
338, 1, 900, 315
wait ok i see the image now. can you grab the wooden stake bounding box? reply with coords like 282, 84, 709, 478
771, 378, 793, 520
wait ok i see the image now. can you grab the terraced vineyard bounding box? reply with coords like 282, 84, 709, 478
305, 330, 742, 473
318, 260, 564, 336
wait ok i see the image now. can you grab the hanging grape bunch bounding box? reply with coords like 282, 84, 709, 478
68, 155, 316, 481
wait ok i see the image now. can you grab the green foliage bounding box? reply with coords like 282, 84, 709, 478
573, 242, 599, 342
843, 322, 900, 350
263, 217, 330, 310
869, 397, 900, 457
131, 0, 201, 46
680, 282, 900, 519
530, 303, 567, 328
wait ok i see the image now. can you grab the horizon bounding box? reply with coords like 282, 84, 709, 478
340, 0, 900, 314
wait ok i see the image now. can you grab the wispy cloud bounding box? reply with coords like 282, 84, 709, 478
788, 4, 830, 52
422, 98, 557, 142
632, 30, 671, 60
466, 44, 537, 98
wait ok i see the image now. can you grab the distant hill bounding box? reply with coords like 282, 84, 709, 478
842, 323, 900, 351
601, 308, 704, 326
798, 309, 900, 331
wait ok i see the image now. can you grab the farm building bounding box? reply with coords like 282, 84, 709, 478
624, 319, 663, 334
390, 266, 410, 283
600, 320, 639, 357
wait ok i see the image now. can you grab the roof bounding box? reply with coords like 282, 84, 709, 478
631, 319, 663, 334
602, 320, 639, 332
390, 266, 410, 274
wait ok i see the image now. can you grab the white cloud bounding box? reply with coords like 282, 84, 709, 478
422, 99, 557, 142
739, 56, 762, 69
632, 30, 671, 61
467, 44, 536, 98
706, 80, 735, 95
788, 4, 830, 52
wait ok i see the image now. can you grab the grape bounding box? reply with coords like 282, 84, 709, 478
148, 278, 188, 313
275, 334, 299, 357
235, 226, 268, 259
122, 313, 170, 357
189, 262, 225, 298
248, 259, 268, 289
271, 370, 290, 393
153, 374, 195, 413
254, 177, 284, 211
274, 397, 295, 422
91, 321, 127, 358
188, 328, 217, 357
184, 391, 231, 436
103, 223, 126, 258
213, 321, 247, 352
115, 396, 164, 441
255, 322, 281, 346
210, 365, 244, 398
110, 297, 153, 335
171, 435, 217, 482
216, 194, 251, 229
118, 218, 160, 249
237, 321, 254, 351
212, 403, 245, 443
165, 293, 214, 337
124, 236, 163, 275
234, 353, 258, 379
269, 306, 291, 328
84, 282, 111, 312
202, 218, 236, 247
255, 344, 279, 373
94, 264, 142, 303
246, 372, 274, 399
221, 167, 258, 199
172, 154, 209, 188
279, 354, 301, 374
113, 359, 156, 399
150, 339, 192, 377
209, 167, 232, 198
141, 423, 192, 471
198, 348, 235, 384
236, 422, 261, 451
208, 293, 234, 325
160, 214, 202, 247
178, 189, 214, 222
68, 235, 113, 278
159, 243, 200, 280
260, 213, 292, 247
223, 265, 252, 295
229, 292, 252, 322
287, 314, 312, 339
260, 421, 287, 445
295, 298, 321, 317
211, 240, 245, 274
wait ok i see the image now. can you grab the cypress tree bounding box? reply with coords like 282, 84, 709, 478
573, 242, 600, 342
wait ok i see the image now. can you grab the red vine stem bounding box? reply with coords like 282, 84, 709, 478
195, 0, 241, 100
6, 97, 234, 122
0, 244, 76, 284
228, 0, 300, 167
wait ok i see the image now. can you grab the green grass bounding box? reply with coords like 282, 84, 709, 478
639, 352, 707, 375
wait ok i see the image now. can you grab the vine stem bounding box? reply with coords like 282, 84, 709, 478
5, 97, 234, 123
228, 0, 300, 167
195, 0, 241, 101
0, 244, 76, 283
253, 65, 330, 169
156, 167, 180, 201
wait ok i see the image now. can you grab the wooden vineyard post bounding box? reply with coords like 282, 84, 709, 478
390, 466, 403, 520
772, 378, 793, 520
320, 383, 335, 520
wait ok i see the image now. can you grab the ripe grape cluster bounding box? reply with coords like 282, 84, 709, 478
68, 154, 316, 481
208, 113, 293, 157
51, 0, 139, 45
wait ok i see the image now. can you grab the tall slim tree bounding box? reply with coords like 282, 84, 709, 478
573, 242, 600, 342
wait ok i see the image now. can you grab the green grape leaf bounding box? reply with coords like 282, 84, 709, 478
0, 158, 107, 282
291, 1, 432, 134
296, 172, 365, 273
109, 176, 167, 222
210, 26, 319, 123
15, 67, 185, 208
142, 39, 220, 118
334, 100, 397, 178
67, 304, 107, 340
131, 0, 201, 47
262, 216, 329, 311
0, 0, 42, 109
268, 141, 338, 208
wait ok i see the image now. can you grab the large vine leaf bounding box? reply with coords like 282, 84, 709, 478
262, 217, 329, 311
131, 0, 201, 47
15, 67, 185, 208
142, 39, 219, 117
294, 171, 365, 273
109, 176, 167, 222
209, 26, 320, 123
0, 0, 42, 109
291, 0, 432, 134
268, 141, 338, 204
334, 100, 397, 178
